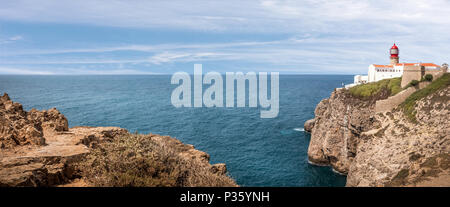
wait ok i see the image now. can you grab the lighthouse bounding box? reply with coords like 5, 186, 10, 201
390, 43, 399, 65
349, 43, 441, 87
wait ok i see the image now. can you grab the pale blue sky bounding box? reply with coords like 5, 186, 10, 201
0, 0, 449, 75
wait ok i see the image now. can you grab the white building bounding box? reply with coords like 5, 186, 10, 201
354, 75, 368, 84
353, 43, 440, 85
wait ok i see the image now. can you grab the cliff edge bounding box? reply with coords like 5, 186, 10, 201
0, 93, 236, 187
306, 75, 449, 186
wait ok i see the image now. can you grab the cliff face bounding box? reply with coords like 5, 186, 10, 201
0, 93, 235, 187
307, 89, 379, 174
308, 86, 450, 186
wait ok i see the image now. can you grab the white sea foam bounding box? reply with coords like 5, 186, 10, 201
307, 160, 329, 167
293, 128, 304, 132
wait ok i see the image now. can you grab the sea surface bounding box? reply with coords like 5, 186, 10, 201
0, 75, 352, 186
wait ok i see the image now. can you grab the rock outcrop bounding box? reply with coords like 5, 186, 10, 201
303, 119, 315, 133
307, 85, 450, 186
307, 89, 378, 173
0, 93, 235, 187
0, 93, 68, 149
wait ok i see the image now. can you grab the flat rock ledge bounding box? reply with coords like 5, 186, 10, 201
0, 93, 232, 187
0, 127, 126, 186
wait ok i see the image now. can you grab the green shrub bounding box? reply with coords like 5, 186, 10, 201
406, 80, 420, 88
400, 73, 450, 122
424, 74, 433, 82
77, 133, 237, 187
349, 77, 402, 99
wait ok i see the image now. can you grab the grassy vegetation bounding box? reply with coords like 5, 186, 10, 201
399, 73, 450, 122
349, 77, 402, 99
77, 133, 236, 187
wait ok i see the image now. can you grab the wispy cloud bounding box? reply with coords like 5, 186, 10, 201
0, 40, 283, 56
1, 35, 449, 74
0, 35, 23, 44
0, 66, 54, 75
148, 52, 224, 65
1, 0, 449, 32
0, 0, 449, 74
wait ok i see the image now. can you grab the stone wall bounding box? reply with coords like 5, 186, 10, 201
400, 65, 423, 88
425, 69, 445, 80
375, 81, 430, 113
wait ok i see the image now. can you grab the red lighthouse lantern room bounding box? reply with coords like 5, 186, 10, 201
390, 43, 399, 57
389, 43, 399, 64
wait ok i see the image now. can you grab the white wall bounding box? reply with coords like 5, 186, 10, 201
355, 64, 405, 85
369, 65, 402, 82
354, 75, 361, 84
368, 65, 376, 82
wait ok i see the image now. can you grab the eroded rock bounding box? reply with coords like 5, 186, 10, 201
1, 93, 47, 148
307, 90, 374, 174
304, 119, 315, 133
211, 163, 227, 175
308, 86, 450, 186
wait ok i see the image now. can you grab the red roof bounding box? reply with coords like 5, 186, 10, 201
373, 64, 393, 68
420, 63, 440, 67
372, 63, 440, 68
395, 63, 416, 66
394, 63, 439, 67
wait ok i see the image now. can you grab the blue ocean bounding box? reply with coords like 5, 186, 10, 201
0, 75, 352, 186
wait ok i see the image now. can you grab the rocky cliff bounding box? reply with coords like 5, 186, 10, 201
307, 89, 379, 174
0, 93, 67, 148
307, 84, 449, 186
0, 93, 236, 187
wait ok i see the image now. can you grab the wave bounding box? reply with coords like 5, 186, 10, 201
293, 128, 304, 132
